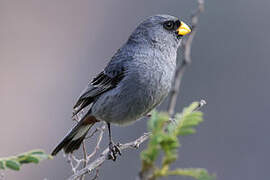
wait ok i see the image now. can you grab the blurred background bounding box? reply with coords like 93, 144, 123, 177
1, 0, 270, 179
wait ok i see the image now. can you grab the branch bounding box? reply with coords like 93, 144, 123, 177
68, 133, 150, 180
86, 125, 105, 160
79, 124, 105, 180
65, 124, 106, 175
67, 99, 205, 180
167, 0, 205, 117
80, 141, 87, 180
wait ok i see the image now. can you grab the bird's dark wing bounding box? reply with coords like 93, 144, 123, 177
73, 68, 125, 116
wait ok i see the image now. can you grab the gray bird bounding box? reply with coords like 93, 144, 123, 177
51, 14, 191, 160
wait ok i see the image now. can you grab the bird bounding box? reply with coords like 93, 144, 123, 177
51, 14, 191, 160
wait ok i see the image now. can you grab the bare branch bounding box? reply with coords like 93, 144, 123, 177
79, 124, 106, 180
65, 123, 106, 176
85, 128, 99, 140
80, 141, 87, 180
167, 0, 205, 117
68, 133, 150, 180
194, 99, 207, 111
91, 169, 99, 180
66, 154, 84, 174
86, 124, 106, 160
66, 98, 205, 180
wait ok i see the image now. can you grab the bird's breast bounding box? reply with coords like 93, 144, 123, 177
91, 49, 176, 125
122, 53, 176, 112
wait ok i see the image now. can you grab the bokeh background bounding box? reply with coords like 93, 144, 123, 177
1, 0, 270, 179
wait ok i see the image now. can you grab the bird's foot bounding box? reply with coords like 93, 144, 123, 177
108, 142, 121, 161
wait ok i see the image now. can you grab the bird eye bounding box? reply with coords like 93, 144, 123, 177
163, 21, 175, 31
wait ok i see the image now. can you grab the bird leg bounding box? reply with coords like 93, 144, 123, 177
107, 122, 121, 161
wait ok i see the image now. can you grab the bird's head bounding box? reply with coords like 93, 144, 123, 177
128, 14, 191, 49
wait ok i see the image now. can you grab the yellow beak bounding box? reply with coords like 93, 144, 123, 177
177, 21, 191, 36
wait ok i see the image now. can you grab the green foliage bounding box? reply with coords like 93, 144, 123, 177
168, 102, 203, 136
0, 149, 52, 171
168, 168, 215, 180
140, 102, 215, 180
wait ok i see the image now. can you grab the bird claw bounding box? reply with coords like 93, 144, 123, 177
108, 142, 121, 161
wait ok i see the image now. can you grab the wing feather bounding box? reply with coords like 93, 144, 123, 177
73, 69, 125, 116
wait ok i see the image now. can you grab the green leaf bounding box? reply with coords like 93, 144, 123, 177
19, 155, 39, 164
141, 102, 214, 180
148, 110, 158, 131
33, 154, 52, 161
160, 135, 179, 150
166, 122, 176, 134
5, 160, 20, 171
167, 168, 215, 180
30, 149, 53, 160
141, 147, 160, 164
0, 149, 52, 171
0, 160, 5, 169
182, 102, 200, 115
148, 111, 169, 132
29, 150, 45, 155
174, 102, 204, 137
178, 128, 196, 136
163, 152, 178, 165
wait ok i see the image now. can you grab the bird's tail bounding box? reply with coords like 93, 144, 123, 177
51, 115, 98, 156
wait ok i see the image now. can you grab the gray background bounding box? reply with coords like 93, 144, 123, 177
1, 0, 270, 180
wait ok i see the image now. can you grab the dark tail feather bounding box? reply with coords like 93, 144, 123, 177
51, 116, 98, 156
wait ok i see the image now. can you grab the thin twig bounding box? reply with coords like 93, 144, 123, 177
91, 169, 99, 180
67, 154, 83, 174
70, 112, 88, 180
79, 124, 105, 180
80, 141, 87, 180
85, 128, 99, 140
194, 99, 207, 111
167, 0, 205, 117
68, 133, 150, 180
87, 124, 106, 160
65, 123, 106, 175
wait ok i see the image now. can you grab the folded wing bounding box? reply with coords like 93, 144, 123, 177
73, 69, 125, 116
